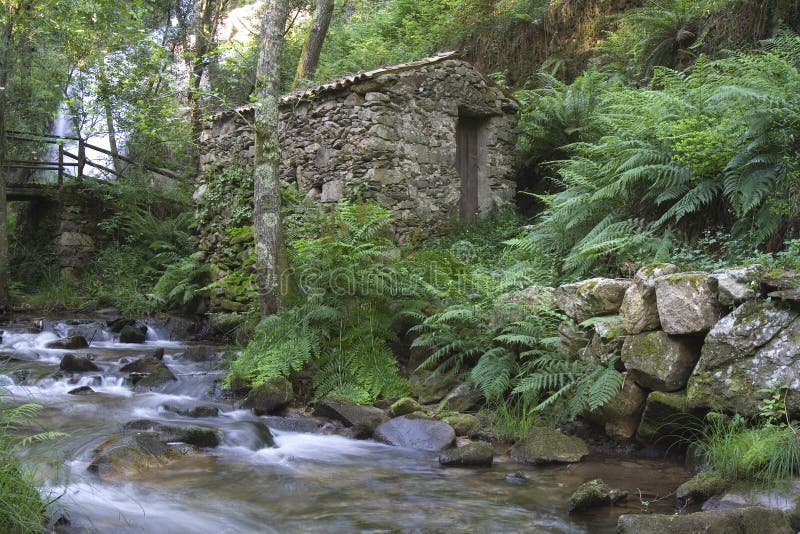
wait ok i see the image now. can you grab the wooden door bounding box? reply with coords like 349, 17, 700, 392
457, 117, 480, 222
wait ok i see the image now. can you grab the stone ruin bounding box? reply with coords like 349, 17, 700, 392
197, 52, 519, 239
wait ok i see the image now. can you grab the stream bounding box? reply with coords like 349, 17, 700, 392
0, 319, 693, 533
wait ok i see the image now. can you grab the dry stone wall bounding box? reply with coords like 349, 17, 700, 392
544, 265, 800, 442
197, 55, 518, 312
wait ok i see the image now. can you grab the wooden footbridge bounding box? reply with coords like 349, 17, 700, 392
4, 131, 179, 200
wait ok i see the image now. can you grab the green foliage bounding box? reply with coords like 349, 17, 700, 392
151, 252, 210, 310
0, 397, 65, 533
228, 203, 419, 403
515, 32, 800, 279
695, 412, 800, 486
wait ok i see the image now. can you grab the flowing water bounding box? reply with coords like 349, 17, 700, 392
0, 319, 693, 533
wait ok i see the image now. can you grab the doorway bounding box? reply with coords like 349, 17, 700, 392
456, 117, 482, 222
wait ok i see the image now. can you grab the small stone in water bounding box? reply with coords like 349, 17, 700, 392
505, 472, 529, 484
68, 386, 95, 395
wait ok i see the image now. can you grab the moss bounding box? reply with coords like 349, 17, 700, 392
389, 397, 424, 417
662, 273, 708, 290
510, 427, 588, 465
568, 478, 627, 512
442, 413, 481, 436
617, 506, 792, 533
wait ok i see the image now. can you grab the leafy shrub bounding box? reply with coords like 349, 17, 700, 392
228, 203, 422, 403
515, 32, 800, 279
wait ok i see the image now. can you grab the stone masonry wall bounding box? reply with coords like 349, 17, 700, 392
198, 57, 518, 238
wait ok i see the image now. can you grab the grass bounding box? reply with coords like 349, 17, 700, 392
694, 413, 800, 486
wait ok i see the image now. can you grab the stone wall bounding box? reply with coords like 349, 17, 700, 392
544, 264, 800, 442
11, 186, 112, 280
198, 54, 518, 239
196, 54, 518, 313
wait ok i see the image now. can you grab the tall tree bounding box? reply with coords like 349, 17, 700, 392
293, 0, 333, 88
253, 0, 289, 316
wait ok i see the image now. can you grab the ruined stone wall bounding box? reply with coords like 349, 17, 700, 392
198, 58, 518, 239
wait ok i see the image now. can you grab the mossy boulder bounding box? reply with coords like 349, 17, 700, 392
243, 377, 294, 415
586, 375, 646, 440
59, 353, 100, 373
388, 397, 424, 417
88, 432, 170, 479
711, 265, 762, 306
121, 356, 177, 390
553, 278, 632, 323
687, 301, 800, 416
437, 383, 483, 413
408, 370, 459, 404
122, 419, 221, 448
46, 336, 89, 350
374, 416, 455, 451
676, 471, 730, 507
654, 272, 721, 335
621, 331, 701, 392
620, 263, 680, 334
636, 390, 695, 443
579, 316, 625, 365
510, 427, 588, 465
567, 478, 627, 512
438, 441, 493, 467
617, 506, 792, 534
441, 413, 480, 436
119, 324, 147, 343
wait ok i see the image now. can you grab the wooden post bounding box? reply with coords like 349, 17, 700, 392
77, 137, 85, 180
57, 143, 64, 186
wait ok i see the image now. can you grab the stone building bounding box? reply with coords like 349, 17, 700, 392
198, 52, 519, 238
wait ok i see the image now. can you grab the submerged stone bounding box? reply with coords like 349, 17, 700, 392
59, 353, 100, 373
47, 336, 89, 350
312, 398, 387, 439
123, 419, 221, 448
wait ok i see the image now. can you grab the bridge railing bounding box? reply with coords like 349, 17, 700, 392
4, 131, 179, 184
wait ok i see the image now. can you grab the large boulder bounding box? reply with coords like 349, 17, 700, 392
438, 441, 493, 467
46, 336, 89, 350
617, 506, 792, 534
122, 419, 221, 448
509, 427, 588, 465
553, 278, 631, 323
243, 377, 294, 415
567, 478, 627, 512
437, 383, 483, 413
408, 370, 459, 404
711, 265, 762, 306
373, 416, 455, 451
119, 324, 147, 343
620, 263, 680, 334
59, 353, 100, 373
312, 399, 388, 439
636, 390, 695, 443
121, 356, 176, 390
621, 331, 701, 392
586, 375, 646, 440
88, 432, 170, 479
654, 272, 722, 334
687, 301, 800, 416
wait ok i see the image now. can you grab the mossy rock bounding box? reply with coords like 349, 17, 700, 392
636, 390, 695, 443
568, 478, 627, 512
46, 336, 89, 350
388, 397, 424, 417
676, 471, 729, 507
88, 432, 170, 479
617, 506, 792, 533
441, 413, 480, 437
122, 419, 221, 448
244, 377, 294, 415
437, 383, 483, 413
438, 441, 493, 467
510, 427, 588, 465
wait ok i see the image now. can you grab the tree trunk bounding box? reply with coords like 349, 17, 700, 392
97, 67, 122, 177
293, 0, 334, 88
253, 0, 289, 316
0, 13, 13, 304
